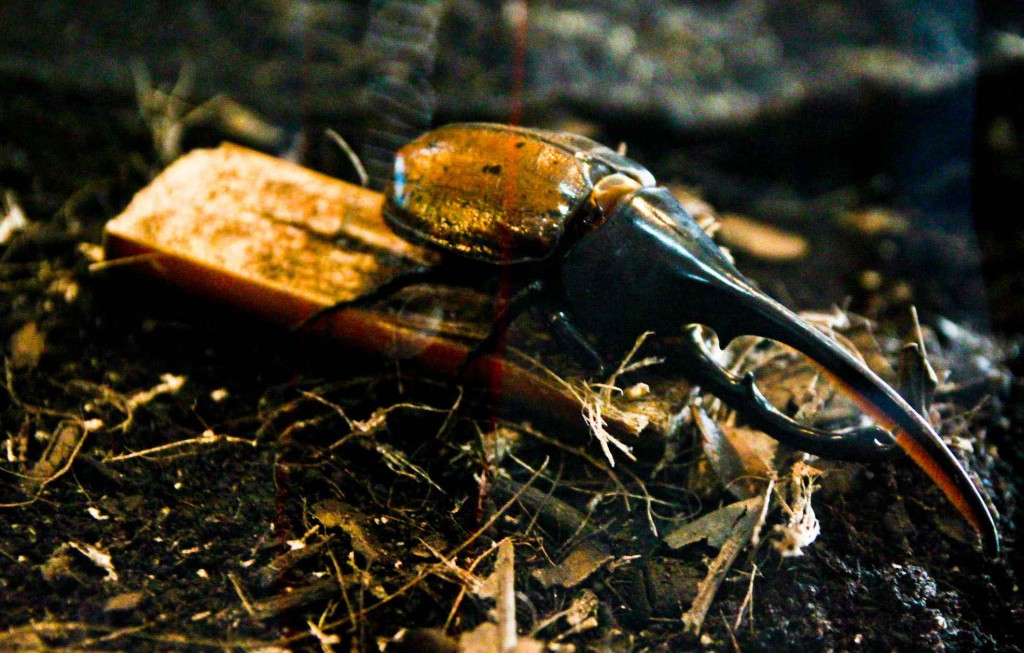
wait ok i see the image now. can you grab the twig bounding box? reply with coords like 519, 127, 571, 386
721, 609, 742, 653
514, 422, 631, 511
103, 430, 256, 463
228, 572, 257, 618
3, 359, 78, 420
250, 578, 345, 621
88, 251, 168, 273
1, 419, 99, 508
325, 128, 370, 188
513, 420, 667, 535
733, 563, 759, 633
682, 496, 765, 634
442, 540, 503, 631
496, 538, 517, 652
307, 618, 341, 652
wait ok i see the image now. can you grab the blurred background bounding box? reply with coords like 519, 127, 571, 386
3, 0, 1023, 333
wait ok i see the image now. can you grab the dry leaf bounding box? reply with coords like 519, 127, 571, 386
311, 499, 382, 563
9, 322, 44, 370
673, 496, 766, 633
663, 496, 763, 551
532, 542, 614, 589
691, 405, 775, 499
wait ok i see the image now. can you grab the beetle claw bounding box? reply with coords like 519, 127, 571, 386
679, 324, 899, 462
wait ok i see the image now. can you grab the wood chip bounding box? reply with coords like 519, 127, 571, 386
9, 321, 44, 370
717, 214, 809, 261
532, 542, 615, 589
103, 591, 145, 612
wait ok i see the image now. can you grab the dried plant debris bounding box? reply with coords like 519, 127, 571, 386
457, 622, 545, 653
663, 496, 765, 552
690, 403, 776, 500
387, 540, 551, 653
897, 308, 940, 419
837, 207, 910, 237
0, 189, 31, 245
2, 276, 1012, 651
42, 541, 119, 584
660, 306, 1015, 637
103, 590, 145, 613
311, 500, 383, 564
663, 495, 766, 634
717, 213, 810, 262
251, 533, 335, 591
8, 321, 45, 370
771, 461, 823, 557
457, 539, 576, 652
132, 63, 284, 164
17, 419, 102, 497
532, 542, 615, 590
533, 589, 601, 641
570, 332, 663, 467
489, 474, 616, 590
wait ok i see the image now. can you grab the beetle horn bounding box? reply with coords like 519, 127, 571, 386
561, 186, 998, 554
678, 289, 999, 557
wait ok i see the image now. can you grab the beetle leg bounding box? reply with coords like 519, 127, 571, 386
459, 279, 546, 375
676, 324, 898, 461
545, 309, 608, 376
467, 281, 608, 375
292, 264, 443, 332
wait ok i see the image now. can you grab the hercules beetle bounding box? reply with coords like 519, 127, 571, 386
313, 123, 998, 554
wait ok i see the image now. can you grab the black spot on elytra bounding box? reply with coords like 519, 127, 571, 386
482, 163, 503, 175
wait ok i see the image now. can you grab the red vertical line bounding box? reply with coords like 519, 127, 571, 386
489, 0, 530, 412
508, 0, 528, 128
299, 10, 314, 162
278, 12, 315, 564
480, 0, 530, 518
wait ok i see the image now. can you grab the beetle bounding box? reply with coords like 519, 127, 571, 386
307, 122, 998, 555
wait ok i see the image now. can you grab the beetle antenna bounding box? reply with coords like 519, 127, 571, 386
325, 128, 370, 188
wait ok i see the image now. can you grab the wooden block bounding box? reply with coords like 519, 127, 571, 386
103, 143, 662, 443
